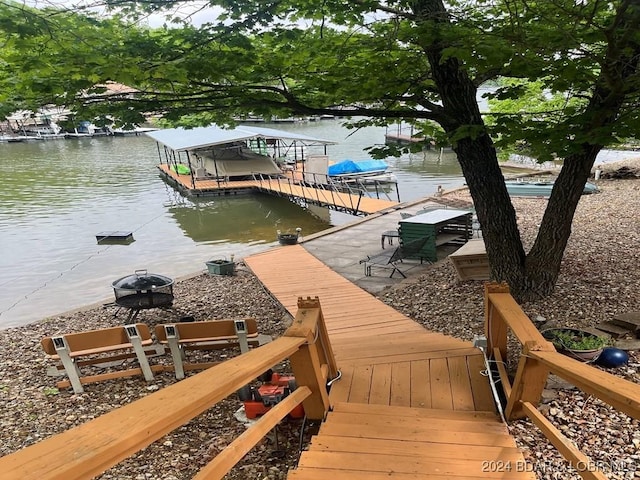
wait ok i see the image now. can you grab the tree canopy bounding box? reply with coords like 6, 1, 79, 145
1, 0, 639, 301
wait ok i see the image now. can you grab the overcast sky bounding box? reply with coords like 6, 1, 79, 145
25, 0, 223, 27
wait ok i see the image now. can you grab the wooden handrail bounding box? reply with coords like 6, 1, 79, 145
484, 282, 640, 421
193, 386, 311, 479
0, 296, 338, 480
484, 282, 640, 480
529, 350, 640, 420
521, 402, 608, 480
0, 337, 306, 480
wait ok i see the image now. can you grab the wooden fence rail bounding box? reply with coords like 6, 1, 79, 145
484, 282, 640, 480
0, 297, 337, 480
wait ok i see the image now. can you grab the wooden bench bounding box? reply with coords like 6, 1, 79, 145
41, 324, 162, 394
154, 318, 267, 379
359, 236, 430, 278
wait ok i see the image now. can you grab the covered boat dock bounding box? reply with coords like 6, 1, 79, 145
147, 124, 337, 184
147, 125, 399, 215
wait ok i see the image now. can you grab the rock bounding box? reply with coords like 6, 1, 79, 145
540, 388, 559, 403
533, 315, 547, 326
544, 374, 576, 392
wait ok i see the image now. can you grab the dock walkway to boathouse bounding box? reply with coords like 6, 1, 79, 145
158, 164, 399, 215
245, 245, 535, 479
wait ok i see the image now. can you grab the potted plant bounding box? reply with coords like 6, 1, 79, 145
277, 228, 301, 245
205, 257, 235, 276
542, 327, 609, 361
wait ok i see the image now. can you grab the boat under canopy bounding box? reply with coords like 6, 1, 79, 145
147, 124, 336, 180
196, 144, 282, 178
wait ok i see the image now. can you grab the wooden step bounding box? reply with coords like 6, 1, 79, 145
291, 453, 535, 479
290, 470, 529, 480
321, 411, 508, 435
331, 401, 499, 421
595, 321, 633, 337
611, 311, 640, 332
289, 403, 535, 479
316, 417, 515, 447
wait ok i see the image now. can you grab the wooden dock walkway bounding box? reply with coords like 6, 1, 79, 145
244, 245, 535, 479
158, 164, 398, 215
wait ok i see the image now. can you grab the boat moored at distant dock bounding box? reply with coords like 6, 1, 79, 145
505, 179, 599, 197
328, 159, 397, 184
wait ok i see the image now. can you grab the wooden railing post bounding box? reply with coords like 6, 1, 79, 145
505, 340, 555, 420
308, 298, 339, 381
484, 282, 510, 361
284, 297, 335, 420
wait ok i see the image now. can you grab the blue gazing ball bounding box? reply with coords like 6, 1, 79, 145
596, 347, 629, 368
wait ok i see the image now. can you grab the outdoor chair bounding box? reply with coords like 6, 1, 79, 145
360, 236, 430, 278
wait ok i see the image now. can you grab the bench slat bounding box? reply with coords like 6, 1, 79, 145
44, 339, 155, 359
41, 324, 152, 356
154, 319, 257, 342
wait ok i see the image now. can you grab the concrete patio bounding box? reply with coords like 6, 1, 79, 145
298, 195, 473, 295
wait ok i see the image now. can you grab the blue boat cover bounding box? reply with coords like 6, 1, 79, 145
328, 159, 388, 176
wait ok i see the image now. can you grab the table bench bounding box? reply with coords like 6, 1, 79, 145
448, 238, 490, 280
399, 208, 472, 262
154, 318, 269, 379
41, 324, 162, 393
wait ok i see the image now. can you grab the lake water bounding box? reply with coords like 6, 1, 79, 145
0, 121, 467, 328
2, 120, 636, 328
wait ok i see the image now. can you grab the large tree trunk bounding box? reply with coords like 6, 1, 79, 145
520, 150, 599, 299
416, 0, 530, 299
453, 136, 528, 294
416, 0, 640, 303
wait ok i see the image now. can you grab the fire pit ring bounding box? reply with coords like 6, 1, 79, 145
112, 270, 174, 321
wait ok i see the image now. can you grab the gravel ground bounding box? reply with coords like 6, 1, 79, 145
381, 158, 640, 480
1, 158, 639, 479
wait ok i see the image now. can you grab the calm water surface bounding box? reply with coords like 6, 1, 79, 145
0, 122, 465, 328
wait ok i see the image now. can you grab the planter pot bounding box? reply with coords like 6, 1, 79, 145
277, 233, 298, 245
206, 259, 235, 276
542, 327, 607, 362
560, 346, 603, 362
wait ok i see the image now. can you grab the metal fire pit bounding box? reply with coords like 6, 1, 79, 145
112, 270, 174, 321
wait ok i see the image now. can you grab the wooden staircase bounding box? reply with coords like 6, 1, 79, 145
290, 402, 534, 479
246, 246, 536, 479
